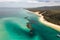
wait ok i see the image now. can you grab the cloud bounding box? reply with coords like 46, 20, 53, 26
0, 0, 18, 2
0, 0, 60, 3
37, 0, 60, 2
26, 0, 39, 3
17, 0, 39, 3
0, 0, 39, 3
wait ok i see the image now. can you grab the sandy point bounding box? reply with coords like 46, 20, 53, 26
33, 11, 60, 32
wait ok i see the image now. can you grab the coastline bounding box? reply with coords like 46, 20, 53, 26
34, 12, 60, 32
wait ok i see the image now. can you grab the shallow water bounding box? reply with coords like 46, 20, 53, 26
0, 8, 60, 40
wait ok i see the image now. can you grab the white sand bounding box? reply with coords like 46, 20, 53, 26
34, 12, 60, 32
33, 12, 40, 16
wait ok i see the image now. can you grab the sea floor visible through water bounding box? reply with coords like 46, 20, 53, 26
0, 8, 60, 40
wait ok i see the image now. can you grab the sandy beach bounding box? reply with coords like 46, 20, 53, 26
33, 12, 60, 32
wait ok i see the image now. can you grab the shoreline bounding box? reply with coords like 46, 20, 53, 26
33, 12, 60, 32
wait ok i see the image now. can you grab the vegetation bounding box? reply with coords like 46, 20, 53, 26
42, 10, 60, 25
26, 6, 60, 25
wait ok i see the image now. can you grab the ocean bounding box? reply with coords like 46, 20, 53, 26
0, 8, 60, 40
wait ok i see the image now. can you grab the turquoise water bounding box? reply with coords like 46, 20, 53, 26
0, 8, 60, 40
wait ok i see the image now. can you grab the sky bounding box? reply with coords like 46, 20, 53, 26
0, 0, 59, 8
0, 0, 60, 2
37, 0, 60, 2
